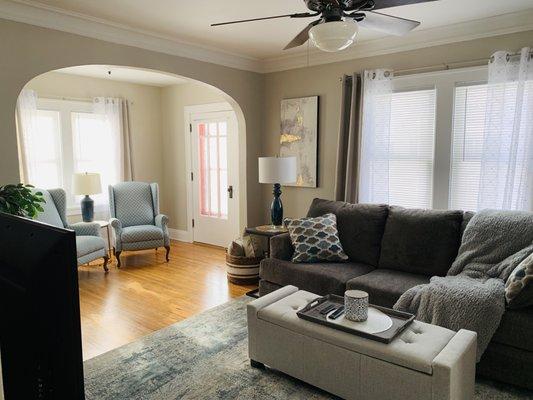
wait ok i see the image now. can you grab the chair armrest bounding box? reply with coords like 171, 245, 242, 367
270, 233, 294, 261
155, 214, 169, 229
68, 222, 101, 237
155, 214, 170, 246
109, 218, 123, 235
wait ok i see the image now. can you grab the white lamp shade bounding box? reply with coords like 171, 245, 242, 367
72, 172, 102, 195
309, 20, 358, 52
258, 157, 297, 184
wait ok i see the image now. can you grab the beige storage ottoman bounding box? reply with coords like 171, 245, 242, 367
247, 286, 477, 400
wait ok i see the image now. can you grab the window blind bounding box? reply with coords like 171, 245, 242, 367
449, 84, 487, 211
388, 89, 436, 208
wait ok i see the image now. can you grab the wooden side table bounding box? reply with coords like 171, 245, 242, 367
243, 225, 289, 298
93, 220, 113, 259
245, 225, 288, 257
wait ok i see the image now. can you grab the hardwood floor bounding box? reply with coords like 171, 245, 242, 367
77, 240, 256, 360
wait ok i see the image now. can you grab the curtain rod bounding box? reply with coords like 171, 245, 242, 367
39, 94, 134, 105
41, 95, 93, 103
340, 49, 532, 81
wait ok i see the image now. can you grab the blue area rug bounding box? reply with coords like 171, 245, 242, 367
84, 296, 532, 399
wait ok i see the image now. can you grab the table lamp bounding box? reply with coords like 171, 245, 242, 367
258, 156, 297, 226
72, 172, 102, 222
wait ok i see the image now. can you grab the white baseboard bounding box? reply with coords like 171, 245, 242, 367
168, 228, 192, 243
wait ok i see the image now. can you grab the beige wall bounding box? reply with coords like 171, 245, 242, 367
0, 19, 264, 228
262, 31, 533, 221
26, 72, 166, 209
161, 83, 225, 230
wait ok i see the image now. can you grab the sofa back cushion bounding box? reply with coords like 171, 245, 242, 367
378, 206, 463, 276
307, 198, 388, 266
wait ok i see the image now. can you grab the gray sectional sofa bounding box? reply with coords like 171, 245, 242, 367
258, 198, 533, 389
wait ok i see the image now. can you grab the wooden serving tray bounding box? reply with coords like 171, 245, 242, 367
297, 294, 415, 344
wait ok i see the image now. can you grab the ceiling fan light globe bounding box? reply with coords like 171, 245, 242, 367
308, 21, 358, 52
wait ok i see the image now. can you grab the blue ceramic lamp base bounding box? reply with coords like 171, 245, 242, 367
270, 183, 283, 226
81, 195, 95, 222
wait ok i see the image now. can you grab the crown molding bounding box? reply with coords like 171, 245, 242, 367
0, 0, 262, 72
1, 0, 532, 74
261, 10, 533, 73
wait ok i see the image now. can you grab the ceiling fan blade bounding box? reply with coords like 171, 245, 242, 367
211, 12, 316, 27
372, 0, 438, 10
358, 11, 419, 35
283, 20, 322, 50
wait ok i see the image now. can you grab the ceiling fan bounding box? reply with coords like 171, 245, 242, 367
212, 0, 437, 52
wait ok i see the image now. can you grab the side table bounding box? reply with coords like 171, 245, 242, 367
244, 225, 288, 257
93, 220, 113, 260
243, 225, 288, 298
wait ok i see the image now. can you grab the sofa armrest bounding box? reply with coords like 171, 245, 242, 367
432, 329, 477, 400
270, 233, 294, 261
68, 222, 101, 237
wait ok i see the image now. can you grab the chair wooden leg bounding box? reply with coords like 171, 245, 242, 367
102, 255, 109, 272
115, 250, 122, 268
165, 245, 170, 262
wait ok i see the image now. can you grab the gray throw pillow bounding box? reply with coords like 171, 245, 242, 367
284, 213, 348, 263
505, 252, 533, 309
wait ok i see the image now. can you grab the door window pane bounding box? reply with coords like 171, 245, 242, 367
198, 120, 228, 219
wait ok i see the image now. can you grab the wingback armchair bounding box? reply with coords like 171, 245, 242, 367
108, 182, 170, 267
34, 188, 109, 271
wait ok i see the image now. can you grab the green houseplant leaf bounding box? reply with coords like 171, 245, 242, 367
0, 183, 46, 218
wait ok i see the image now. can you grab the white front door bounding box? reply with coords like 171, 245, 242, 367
190, 110, 238, 247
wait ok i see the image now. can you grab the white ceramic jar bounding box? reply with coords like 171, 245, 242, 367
344, 290, 369, 322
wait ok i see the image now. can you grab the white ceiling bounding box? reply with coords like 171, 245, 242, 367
56, 65, 189, 86
15, 0, 533, 59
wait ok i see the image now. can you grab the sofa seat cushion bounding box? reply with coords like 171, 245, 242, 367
346, 269, 430, 308
307, 198, 388, 266
121, 225, 163, 243
257, 289, 456, 374
491, 308, 533, 351
76, 236, 106, 257
260, 258, 374, 296
378, 207, 463, 276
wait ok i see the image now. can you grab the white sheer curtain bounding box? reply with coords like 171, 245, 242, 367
93, 97, 134, 182
16, 89, 40, 184
477, 48, 533, 211
358, 69, 393, 204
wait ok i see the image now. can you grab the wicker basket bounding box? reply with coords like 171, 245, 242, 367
226, 253, 263, 284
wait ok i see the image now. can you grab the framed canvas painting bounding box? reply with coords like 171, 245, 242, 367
279, 96, 318, 187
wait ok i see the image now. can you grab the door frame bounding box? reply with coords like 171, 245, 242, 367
184, 102, 241, 245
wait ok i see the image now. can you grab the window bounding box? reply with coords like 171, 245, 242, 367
449, 84, 487, 211
450, 80, 533, 211
388, 89, 436, 208
24, 109, 63, 189
24, 98, 117, 213
359, 64, 532, 211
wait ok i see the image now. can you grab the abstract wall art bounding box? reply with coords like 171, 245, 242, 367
279, 96, 318, 187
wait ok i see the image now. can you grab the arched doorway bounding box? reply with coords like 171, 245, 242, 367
16, 65, 247, 240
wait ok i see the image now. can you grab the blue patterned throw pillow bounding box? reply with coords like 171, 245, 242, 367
285, 213, 348, 263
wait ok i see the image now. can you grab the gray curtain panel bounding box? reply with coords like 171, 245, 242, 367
334, 73, 363, 203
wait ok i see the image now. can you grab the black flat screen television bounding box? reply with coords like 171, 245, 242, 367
0, 212, 85, 400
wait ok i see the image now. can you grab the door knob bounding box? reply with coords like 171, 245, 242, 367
227, 185, 233, 199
